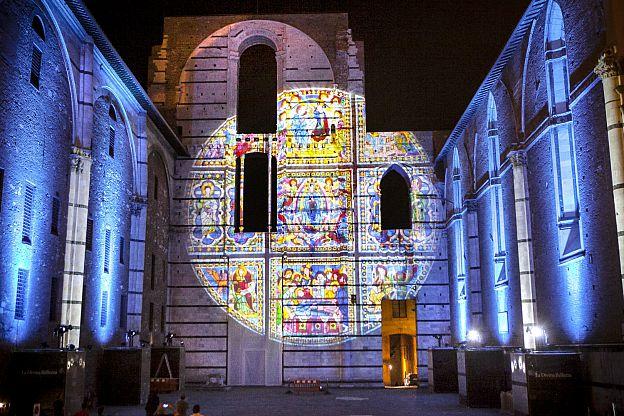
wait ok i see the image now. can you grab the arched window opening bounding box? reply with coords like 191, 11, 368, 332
109, 104, 117, 121
487, 93, 507, 287
242, 152, 269, 232
452, 148, 467, 318
487, 93, 500, 177
237, 44, 277, 134
380, 166, 411, 230
31, 15, 45, 40
545, 1, 582, 261
452, 148, 462, 213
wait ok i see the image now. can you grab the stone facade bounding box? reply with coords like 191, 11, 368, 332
441, 0, 624, 347
148, 14, 450, 386
0, 0, 183, 356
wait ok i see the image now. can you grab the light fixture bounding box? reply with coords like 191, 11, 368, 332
388, 364, 393, 371
467, 329, 481, 345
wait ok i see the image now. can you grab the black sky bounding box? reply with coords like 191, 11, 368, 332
85, 0, 531, 131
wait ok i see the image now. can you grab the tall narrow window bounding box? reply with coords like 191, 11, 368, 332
15, 269, 29, 320
119, 236, 125, 264
119, 294, 127, 329
149, 302, 154, 332
51, 195, 60, 235
270, 155, 278, 232
160, 305, 166, 333
242, 152, 269, 232
86, 217, 93, 251
391, 300, 407, 318
162, 258, 167, 283
108, 126, 115, 158
0, 168, 4, 212
545, 1, 582, 261
452, 149, 467, 300
487, 94, 507, 287
30, 46, 42, 89
22, 183, 35, 244
234, 156, 242, 232
31, 16, 45, 40
49, 276, 58, 322
154, 175, 159, 200
380, 165, 411, 230
237, 44, 277, 134
150, 253, 155, 290
100, 290, 108, 327
104, 229, 111, 273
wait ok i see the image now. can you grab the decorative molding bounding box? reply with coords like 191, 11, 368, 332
595, 47, 622, 79
70, 146, 91, 173
130, 194, 148, 216
509, 150, 527, 167
465, 199, 478, 212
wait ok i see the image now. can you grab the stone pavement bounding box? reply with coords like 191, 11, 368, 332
104, 387, 499, 416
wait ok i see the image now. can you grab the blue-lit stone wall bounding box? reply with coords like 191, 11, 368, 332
81, 96, 133, 347
445, 0, 624, 347
0, 0, 72, 347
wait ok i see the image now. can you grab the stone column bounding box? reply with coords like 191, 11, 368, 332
595, 48, 624, 318
510, 151, 538, 349
465, 200, 483, 329
60, 147, 92, 347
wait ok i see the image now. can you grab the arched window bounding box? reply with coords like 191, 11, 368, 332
487, 93, 507, 284
545, 1, 582, 261
109, 104, 117, 121
380, 165, 411, 230
452, 148, 467, 340
31, 15, 45, 40
237, 44, 277, 134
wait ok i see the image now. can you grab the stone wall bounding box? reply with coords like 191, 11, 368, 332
443, 0, 624, 348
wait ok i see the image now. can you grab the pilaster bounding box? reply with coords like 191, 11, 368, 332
509, 150, 538, 349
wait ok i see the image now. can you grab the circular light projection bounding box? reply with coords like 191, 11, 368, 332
186, 88, 440, 345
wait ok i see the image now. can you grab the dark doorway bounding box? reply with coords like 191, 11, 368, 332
237, 44, 277, 134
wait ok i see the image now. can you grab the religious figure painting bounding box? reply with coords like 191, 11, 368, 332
276, 88, 352, 165
269, 258, 355, 344
272, 169, 353, 252
194, 259, 265, 334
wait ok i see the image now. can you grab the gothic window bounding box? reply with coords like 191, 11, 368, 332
30, 45, 42, 89
31, 16, 45, 40
452, 148, 467, 301
237, 44, 277, 134
109, 104, 117, 121
22, 183, 35, 244
487, 93, 507, 287
108, 126, 115, 158
380, 165, 412, 230
545, 1, 582, 261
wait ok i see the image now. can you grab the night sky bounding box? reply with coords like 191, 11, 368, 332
85, 0, 531, 131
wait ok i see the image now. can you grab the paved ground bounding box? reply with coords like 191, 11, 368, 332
105, 387, 500, 416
